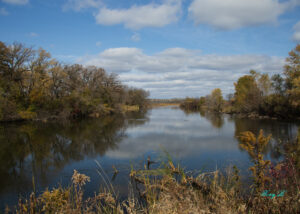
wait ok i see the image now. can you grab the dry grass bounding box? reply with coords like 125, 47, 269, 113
150, 103, 180, 108
130, 160, 245, 214
7, 160, 299, 214
121, 105, 140, 112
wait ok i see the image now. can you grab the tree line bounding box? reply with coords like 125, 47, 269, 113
180, 44, 300, 119
0, 41, 149, 122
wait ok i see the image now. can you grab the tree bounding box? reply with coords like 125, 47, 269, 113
258, 74, 271, 96
234, 75, 261, 113
271, 74, 284, 95
0, 42, 9, 77
208, 88, 224, 112
250, 70, 271, 96
284, 44, 300, 109
126, 88, 150, 109
0, 41, 150, 121
199, 96, 206, 107
6, 42, 34, 82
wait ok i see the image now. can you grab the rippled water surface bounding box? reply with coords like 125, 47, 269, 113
0, 106, 299, 209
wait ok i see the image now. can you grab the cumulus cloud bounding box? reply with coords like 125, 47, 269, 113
293, 21, 300, 41
188, 0, 289, 30
1, 0, 28, 5
94, 0, 181, 29
77, 47, 285, 98
0, 7, 9, 15
63, 0, 102, 11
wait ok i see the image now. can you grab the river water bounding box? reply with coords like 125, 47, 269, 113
0, 106, 299, 209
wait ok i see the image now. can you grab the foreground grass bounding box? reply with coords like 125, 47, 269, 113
6, 130, 300, 214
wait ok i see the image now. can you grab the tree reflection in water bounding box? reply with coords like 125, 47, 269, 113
0, 111, 149, 195
232, 117, 299, 160
182, 108, 225, 129
181, 107, 299, 161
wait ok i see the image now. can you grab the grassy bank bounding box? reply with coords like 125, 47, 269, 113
150, 103, 180, 108
149, 99, 182, 108
5, 130, 300, 214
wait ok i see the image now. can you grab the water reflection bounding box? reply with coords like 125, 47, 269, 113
0, 107, 299, 210
181, 109, 224, 129
181, 108, 299, 160
0, 111, 149, 202
232, 117, 299, 160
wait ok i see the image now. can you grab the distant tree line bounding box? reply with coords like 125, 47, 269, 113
150, 98, 183, 104
0, 41, 149, 121
180, 44, 300, 119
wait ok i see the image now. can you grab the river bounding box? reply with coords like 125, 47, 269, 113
0, 106, 299, 209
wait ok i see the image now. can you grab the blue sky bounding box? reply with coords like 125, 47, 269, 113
1, 0, 300, 98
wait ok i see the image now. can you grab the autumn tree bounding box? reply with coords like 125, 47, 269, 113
284, 44, 300, 109
234, 75, 261, 113
206, 88, 224, 112
199, 96, 206, 107
0, 41, 150, 121
126, 88, 150, 109
258, 74, 271, 96
249, 70, 272, 96
0, 42, 9, 77
271, 74, 285, 95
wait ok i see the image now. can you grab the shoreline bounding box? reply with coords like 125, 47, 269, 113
180, 105, 300, 121
0, 105, 143, 123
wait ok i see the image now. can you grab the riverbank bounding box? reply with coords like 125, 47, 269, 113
180, 104, 300, 121
150, 102, 180, 108
225, 111, 300, 121
0, 104, 142, 123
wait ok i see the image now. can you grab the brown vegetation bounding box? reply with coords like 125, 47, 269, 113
0, 41, 149, 122
150, 99, 182, 108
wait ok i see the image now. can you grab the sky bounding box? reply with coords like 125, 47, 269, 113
0, 0, 300, 98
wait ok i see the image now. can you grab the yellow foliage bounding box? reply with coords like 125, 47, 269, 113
18, 110, 37, 120
71, 169, 90, 187
41, 188, 70, 212
239, 130, 271, 193
240, 130, 270, 158
121, 105, 139, 112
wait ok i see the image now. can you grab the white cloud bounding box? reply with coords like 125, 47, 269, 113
0, 7, 9, 15
94, 0, 181, 29
63, 0, 102, 11
131, 32, 140, 42
293, 21, 300, 41
188, 0, 289, 30
77, 47, 285, 98
2, 0, 28, 5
